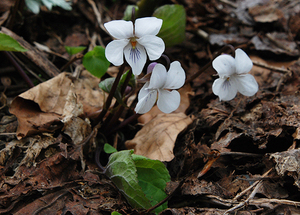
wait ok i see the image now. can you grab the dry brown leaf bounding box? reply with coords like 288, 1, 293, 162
270, 149, 300, 188
9, 97, 62, 139
63, 117, 91, 145
125, 112, 193, 162
9, 71, 107, 139
138, 84, 194, 125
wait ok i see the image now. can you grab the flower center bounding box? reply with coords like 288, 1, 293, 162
130, 38, 137, 49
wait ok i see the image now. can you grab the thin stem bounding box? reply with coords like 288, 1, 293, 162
121, 69, 132, 94
95, 145, 106, 172
131, 6, 136, 23
185, 44, 235, 84
4, 51, 34, 88
93, 64, 126, 125
161, 54, 170, 70
103, 70, 133, 133
109, 113, 141, 135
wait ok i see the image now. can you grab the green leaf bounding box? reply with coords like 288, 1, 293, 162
0, 33, 27, 52
65, 46, 86, 55
123, 5, 139, 21
98, 70, 135, 105
111, 212, 122, 215
98, 77, 124, 105
104, 143, 117, 154
153, 4, 186, 47
105, 150, 152, 209
82, 46, 110, 78
132, 154, 171, 214
119, 70, 136, 89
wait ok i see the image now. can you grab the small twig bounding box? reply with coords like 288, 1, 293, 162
9, 52, 44, 83
60, 53, 83, 72
225, 181, 263, 214
219, 0, 238, 8
233, 168, 272, 201
221, 151, 263, 157
0, 133, 16, 136
4, 51, 34, 88
252, 60, 290, 74
266, 33, 293, 53
87, 0, 107, 32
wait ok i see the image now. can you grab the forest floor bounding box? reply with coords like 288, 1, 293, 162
1, 0, 300, 214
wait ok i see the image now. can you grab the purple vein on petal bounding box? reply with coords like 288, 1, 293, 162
130, 47, 141, 64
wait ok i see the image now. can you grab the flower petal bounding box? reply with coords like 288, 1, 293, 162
157, 90, 180, 113
138, 82, 150, 100
212, 78, 238, 101
235, 48, 253, 74
164, 61, 185, 89
104, 20, 134, 39
212, 54, 236, 77
105, 39, 129, 66
137, 35, 165, 60
236, 74, 258, 96
124, 43, 147, 75
135, 89, 157, 114
148, 63, 167, 89
135, 17, 163, 38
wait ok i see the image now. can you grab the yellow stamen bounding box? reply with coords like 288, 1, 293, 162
131, 41, 137, 49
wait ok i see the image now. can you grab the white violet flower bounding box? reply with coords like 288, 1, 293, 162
135, 61, 185, 114
212, 48, 259, 101
104, 17, 165, 76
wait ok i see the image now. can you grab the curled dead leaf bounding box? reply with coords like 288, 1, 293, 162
270, 149, 300, 188
125, 113, 193, 162
9, 71, 107, 139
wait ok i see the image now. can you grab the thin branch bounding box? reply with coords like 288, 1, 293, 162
60, 53, 83, 72
87, 0, 107, 32
252, 60, 290, 74
233, 168, 273, 201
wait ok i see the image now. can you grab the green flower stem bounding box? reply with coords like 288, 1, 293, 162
185, 44, 235, 84
93, 64, 126, 126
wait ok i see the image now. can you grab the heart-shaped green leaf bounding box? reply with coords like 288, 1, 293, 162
132, 154, 170, 214
153, 4, 186, 47
105, 150, 152, 209
82, 46, 110, 78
